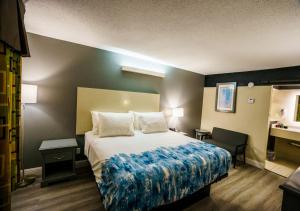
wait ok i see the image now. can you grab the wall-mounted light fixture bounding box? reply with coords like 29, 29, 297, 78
121, 66, 165, 78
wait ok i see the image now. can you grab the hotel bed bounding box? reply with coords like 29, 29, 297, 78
84, 130, 231, 210
76, 87, 231, 210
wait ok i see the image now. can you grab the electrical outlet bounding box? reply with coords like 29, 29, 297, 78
76, 147, 81, 154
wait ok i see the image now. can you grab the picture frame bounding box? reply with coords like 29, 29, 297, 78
215, 82, 237, 113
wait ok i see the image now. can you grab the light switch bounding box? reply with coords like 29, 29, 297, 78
248, 97, 255, 104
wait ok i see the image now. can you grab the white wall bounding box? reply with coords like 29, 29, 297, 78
201, 86, 272, 168
269, 88, 300, 128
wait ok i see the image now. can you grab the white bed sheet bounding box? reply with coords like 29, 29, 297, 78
85, 130, 200, 182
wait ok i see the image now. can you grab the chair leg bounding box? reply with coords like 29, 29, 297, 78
243, 152, 246, 165
233, 156, 236, 168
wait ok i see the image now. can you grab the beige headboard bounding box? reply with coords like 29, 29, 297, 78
76, 87, 160, 134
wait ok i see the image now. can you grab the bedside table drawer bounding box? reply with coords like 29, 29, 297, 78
43, 149, 73, 163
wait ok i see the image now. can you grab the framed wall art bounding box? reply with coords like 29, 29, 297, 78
215, 82, 237, 113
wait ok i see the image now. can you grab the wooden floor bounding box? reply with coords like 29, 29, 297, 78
265, 159, 298, 177
12, 165, 285, 211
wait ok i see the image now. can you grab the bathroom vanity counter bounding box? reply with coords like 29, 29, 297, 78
270, 126, 300, 143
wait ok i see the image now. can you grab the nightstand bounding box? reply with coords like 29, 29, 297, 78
195, 129, 211, 140
39, 138, 78, 187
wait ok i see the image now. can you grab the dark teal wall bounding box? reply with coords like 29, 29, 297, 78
205, 66, 300, 87
23, 33, 205, 168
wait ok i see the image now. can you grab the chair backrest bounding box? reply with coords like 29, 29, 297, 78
212, 127, 248, 146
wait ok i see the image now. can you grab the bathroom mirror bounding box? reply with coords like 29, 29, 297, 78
295, 95, 300, 121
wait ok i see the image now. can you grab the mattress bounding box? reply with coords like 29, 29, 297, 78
85, 130, 199, 182
85, 130, 231, 211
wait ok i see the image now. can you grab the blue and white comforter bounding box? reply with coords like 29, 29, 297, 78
97, 142, 231, 211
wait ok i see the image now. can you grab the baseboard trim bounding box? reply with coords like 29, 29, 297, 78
246, 158, 265, 169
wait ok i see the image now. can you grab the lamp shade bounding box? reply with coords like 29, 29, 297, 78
21, 84, 37, 104
173, 108, 184, 117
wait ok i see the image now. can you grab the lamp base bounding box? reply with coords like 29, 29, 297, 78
17, 176, 36, 188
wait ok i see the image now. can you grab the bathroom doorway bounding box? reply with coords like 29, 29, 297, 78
265, 85, 300, 177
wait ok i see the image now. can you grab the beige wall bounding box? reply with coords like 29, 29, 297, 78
201, 86, 272, 167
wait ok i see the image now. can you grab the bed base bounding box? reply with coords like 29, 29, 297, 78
153, 184, 211, 211
153, 173, 228, 211
94, 171, 228, 211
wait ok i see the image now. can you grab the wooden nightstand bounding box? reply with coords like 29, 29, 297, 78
39, 138, 78, 187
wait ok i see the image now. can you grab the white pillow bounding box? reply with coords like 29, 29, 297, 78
129, 111, 141, 129
130, 111, 166, 130
138, 112, 168, 134
98, 112, 134, 137
91, 111, 100, 135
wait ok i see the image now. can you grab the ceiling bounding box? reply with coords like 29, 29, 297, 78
24, 0, 300, 75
